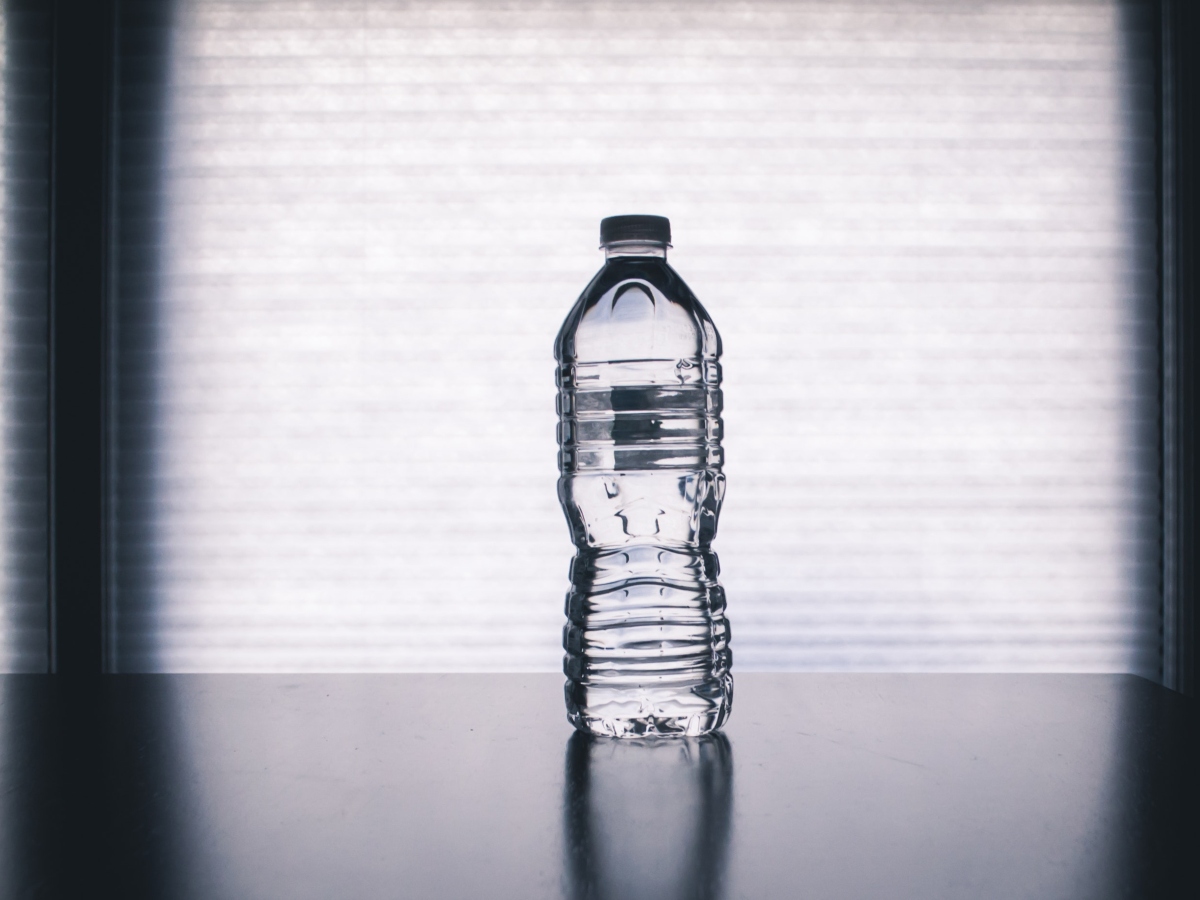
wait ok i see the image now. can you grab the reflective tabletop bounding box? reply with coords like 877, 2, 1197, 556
1, 674, 1195, 899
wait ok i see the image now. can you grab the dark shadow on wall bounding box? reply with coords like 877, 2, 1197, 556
111, 0, 176, 671
1113, 0, 1165, 681
2, 0, 53, 671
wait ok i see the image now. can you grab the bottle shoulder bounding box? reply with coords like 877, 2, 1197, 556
555, 259, 722, 364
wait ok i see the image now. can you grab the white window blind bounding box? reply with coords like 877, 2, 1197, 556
1, 2, 50, 673
111, 0, 1161, 674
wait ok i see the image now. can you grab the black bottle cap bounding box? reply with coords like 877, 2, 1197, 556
599, 215, 671, 246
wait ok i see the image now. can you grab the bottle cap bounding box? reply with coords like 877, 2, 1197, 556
599, 215, 671, 247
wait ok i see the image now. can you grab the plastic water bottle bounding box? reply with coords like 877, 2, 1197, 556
555, 215, 732, 737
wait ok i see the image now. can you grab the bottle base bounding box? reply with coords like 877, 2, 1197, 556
565, 676, 733, 738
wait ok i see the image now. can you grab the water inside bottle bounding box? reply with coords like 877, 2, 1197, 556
556, 222, 732, 737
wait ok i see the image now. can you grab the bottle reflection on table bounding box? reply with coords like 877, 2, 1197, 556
563, 731, 733, 900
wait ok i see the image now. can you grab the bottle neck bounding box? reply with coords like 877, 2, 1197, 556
603, 241, 667, 260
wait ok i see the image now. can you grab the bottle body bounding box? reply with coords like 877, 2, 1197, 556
556, 241, 732, 737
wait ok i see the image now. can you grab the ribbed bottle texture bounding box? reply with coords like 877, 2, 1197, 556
555, 221, 731, 737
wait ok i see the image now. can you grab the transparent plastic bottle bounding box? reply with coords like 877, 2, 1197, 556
556, 215, 732, 737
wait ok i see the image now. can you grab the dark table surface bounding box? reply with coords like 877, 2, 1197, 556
1, 673, 1196, 899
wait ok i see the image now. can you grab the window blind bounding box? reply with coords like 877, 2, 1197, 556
111, 0, 1161, 674
1, 1, 50, 673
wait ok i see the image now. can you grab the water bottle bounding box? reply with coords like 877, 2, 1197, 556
555, 215, 731, 737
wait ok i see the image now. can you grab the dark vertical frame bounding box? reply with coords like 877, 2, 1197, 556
1161, 0, 1200, 695
48, 0, 114, 673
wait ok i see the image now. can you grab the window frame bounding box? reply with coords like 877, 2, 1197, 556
35, 0, 1200, 689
